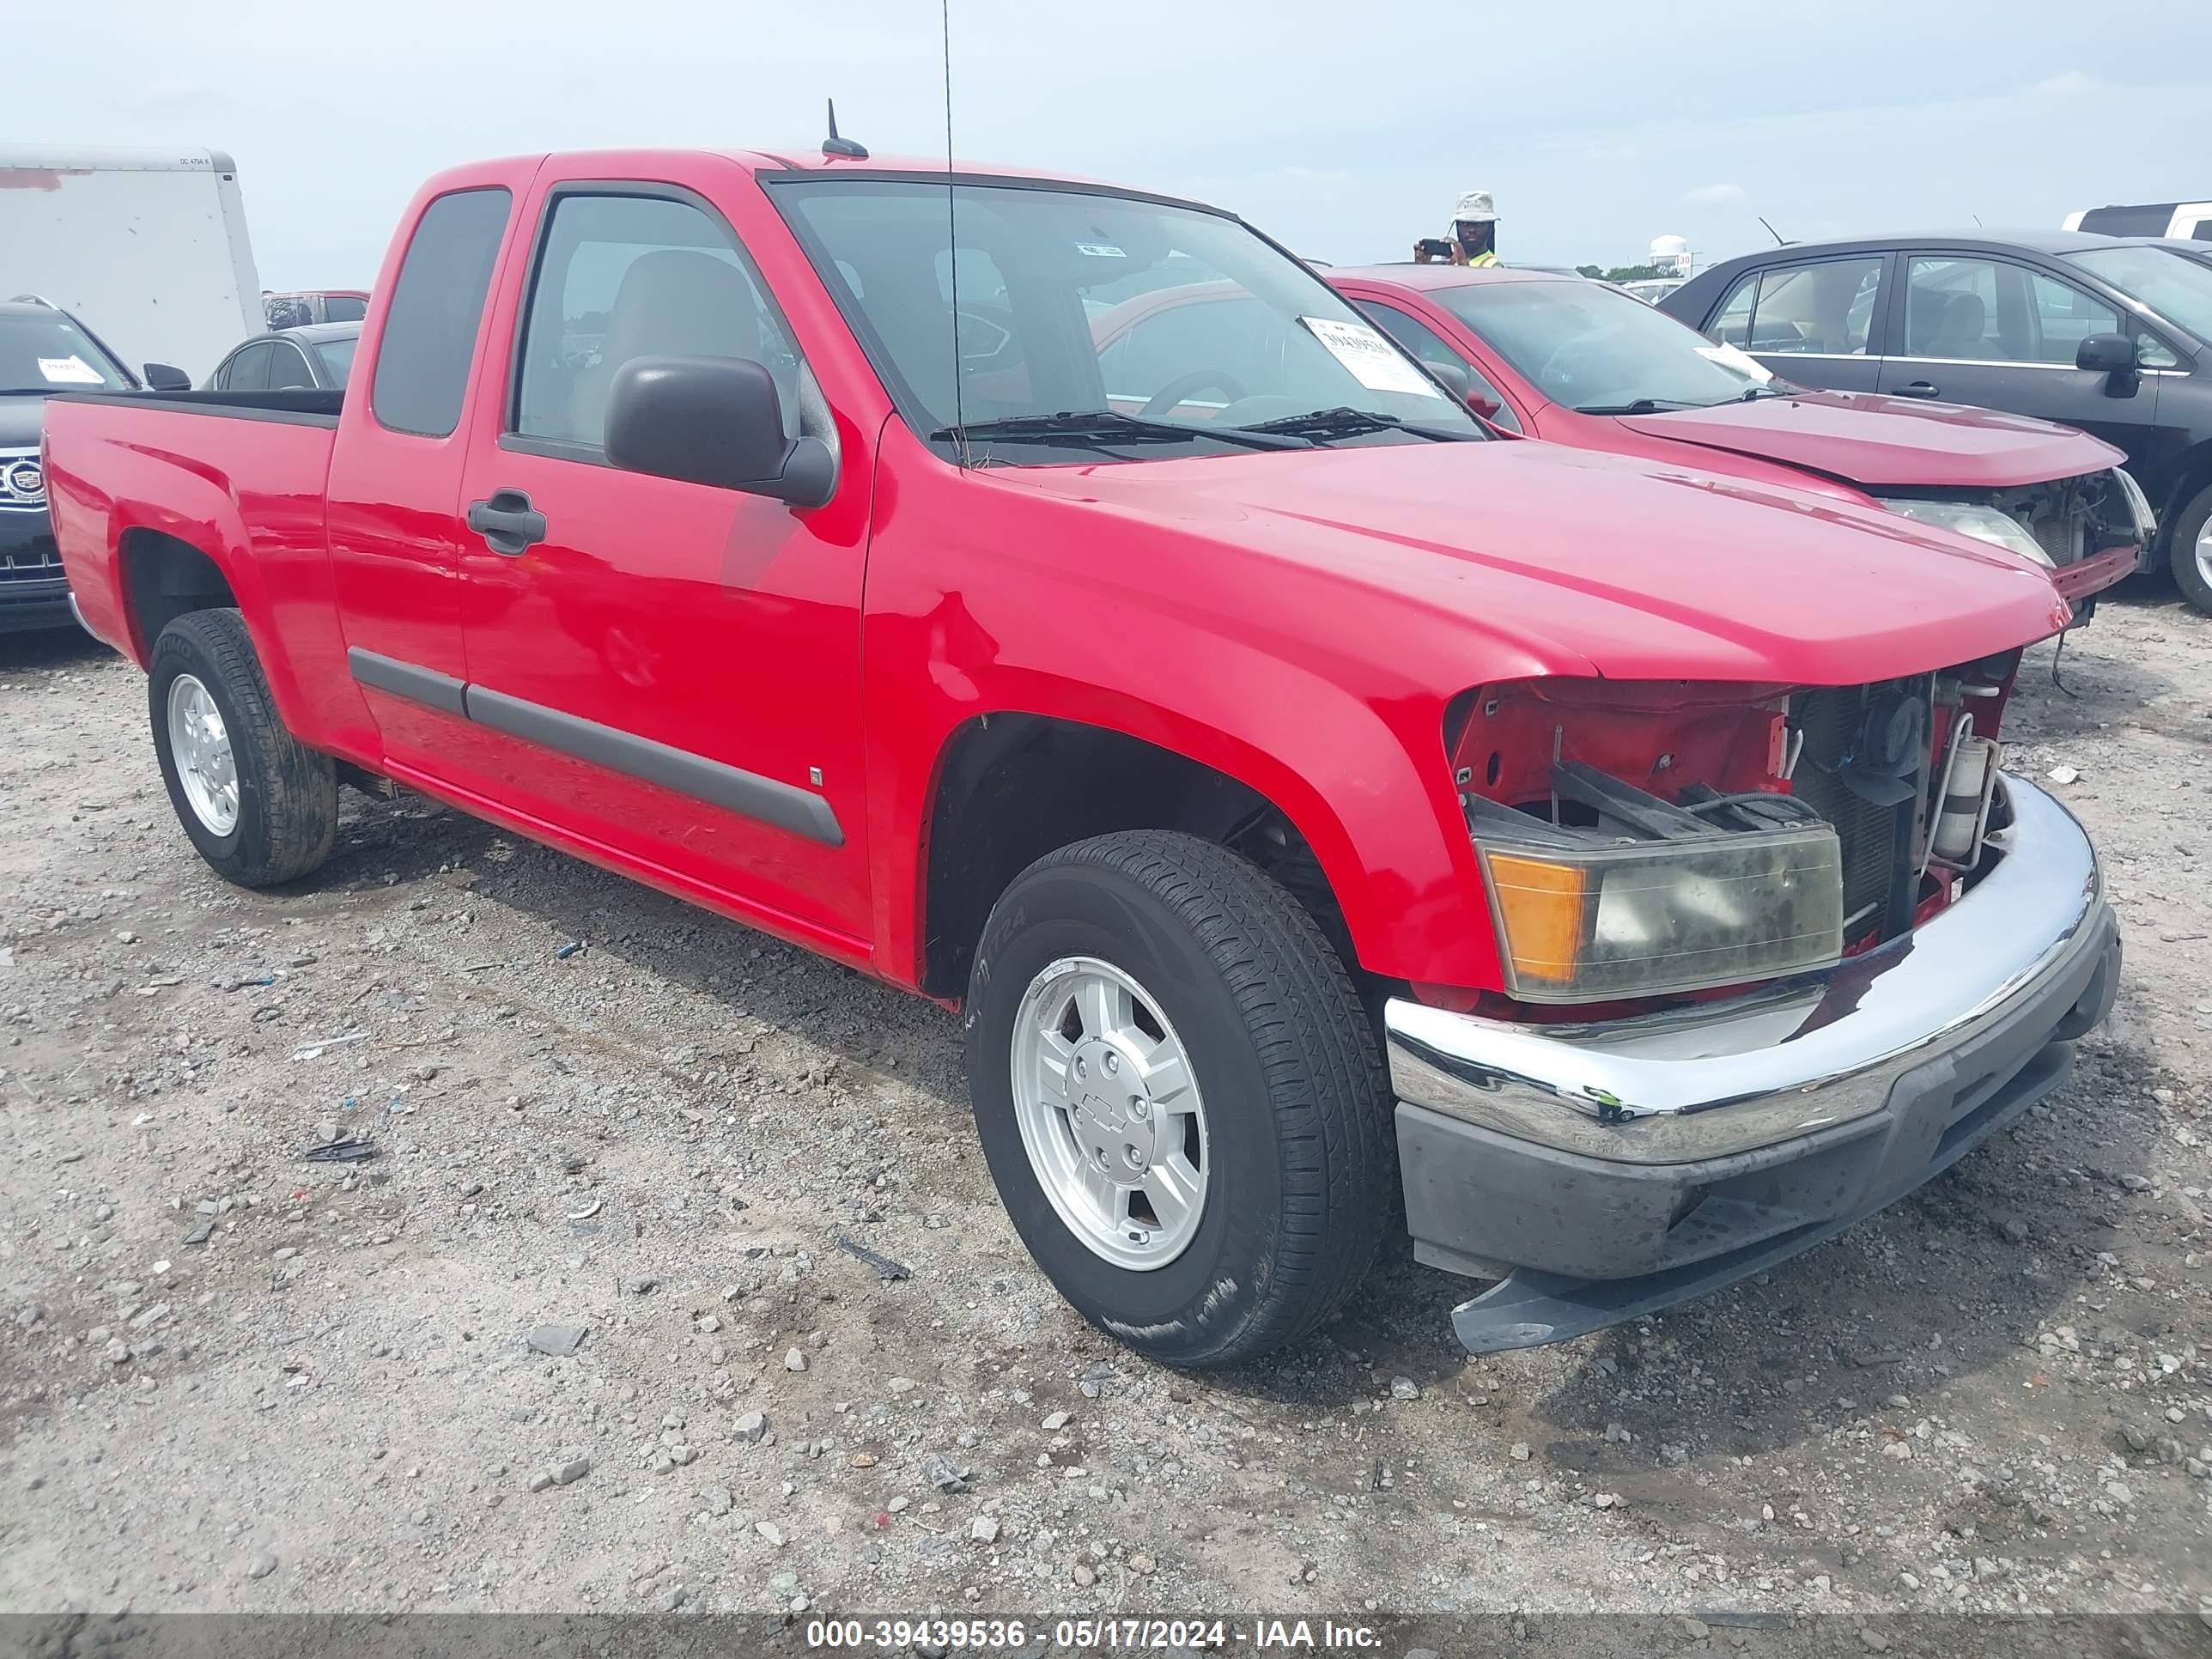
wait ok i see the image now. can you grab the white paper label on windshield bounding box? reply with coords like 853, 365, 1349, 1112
37, 356, 103, 385
1076, 243, 1127, 258
1298, 317, 1442, 398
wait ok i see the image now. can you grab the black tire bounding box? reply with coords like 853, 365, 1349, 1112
2168, 483, 2212, 616
964, 830, 1394, 1368
148, 608, 337, 886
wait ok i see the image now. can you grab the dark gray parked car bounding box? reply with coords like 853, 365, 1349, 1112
1662, 232, 2212, 611
205, 321, 362, 392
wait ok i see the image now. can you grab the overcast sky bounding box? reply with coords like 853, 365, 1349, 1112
9, 0, 2208, 289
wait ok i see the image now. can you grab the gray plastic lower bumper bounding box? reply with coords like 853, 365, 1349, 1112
1383, 776, 2120, 1352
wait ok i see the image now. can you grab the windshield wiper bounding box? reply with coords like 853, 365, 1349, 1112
1737, 385, 1784, 401
929, 410, 1308, 452
1237, 405, 1474, 442
1573, 397, 1701, 415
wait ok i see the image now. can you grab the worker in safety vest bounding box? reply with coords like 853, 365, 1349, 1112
1413, 190, 1501, 267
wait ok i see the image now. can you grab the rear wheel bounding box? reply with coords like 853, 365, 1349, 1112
149, 608, 337, 886
2169, 483, 2212, 616
964, 830, 1394, 1368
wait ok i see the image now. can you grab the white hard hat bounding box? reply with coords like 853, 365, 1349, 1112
1453, 189, 1498, 223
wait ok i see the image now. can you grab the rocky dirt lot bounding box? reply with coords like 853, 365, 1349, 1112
2, 586, 2209, 1643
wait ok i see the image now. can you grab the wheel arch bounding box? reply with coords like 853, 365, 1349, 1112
908, 701, 1486, 1002
2155, 438, 2212, 546
119, 526, 240, 659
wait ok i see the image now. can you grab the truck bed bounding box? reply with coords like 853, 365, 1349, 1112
43, 388, 351, 743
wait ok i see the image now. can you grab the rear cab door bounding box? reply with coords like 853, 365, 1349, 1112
443, 153, 880, 958
327, 162, 530, 769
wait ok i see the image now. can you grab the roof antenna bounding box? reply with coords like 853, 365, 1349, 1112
822, 100, 867, 161
941, 0, 969, 465
1758, 215, 1787, 246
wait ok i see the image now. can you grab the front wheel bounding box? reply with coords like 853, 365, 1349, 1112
964, 831, 1394, 1368
2169, 482, 2212, 616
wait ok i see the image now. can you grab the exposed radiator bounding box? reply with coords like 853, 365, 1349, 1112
1789, 685, 1911, 933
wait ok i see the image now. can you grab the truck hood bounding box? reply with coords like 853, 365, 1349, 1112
0, 395, 48, 449
999, 438, 2069, 686
1614, 390, 2124, 490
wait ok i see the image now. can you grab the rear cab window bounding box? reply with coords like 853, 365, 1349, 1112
369, 187, 514, 437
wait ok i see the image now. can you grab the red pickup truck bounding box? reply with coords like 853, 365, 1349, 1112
46, 146, 2119, 1366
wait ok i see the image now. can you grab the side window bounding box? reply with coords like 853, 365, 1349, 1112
1744, 257, 1883, 355
1707, 271, 1757, 345
513, 191, 799, 450
222, 342, 272, 391
1903, 257, 2006, 360
266, 343, 315, 390
2025, 271, 2119, 362
322, 295, 368, 323
1352, 299, 1522, 431
369, 186, 512, 438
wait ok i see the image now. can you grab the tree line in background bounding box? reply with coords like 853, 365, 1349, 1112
1575, 263, 1675, 282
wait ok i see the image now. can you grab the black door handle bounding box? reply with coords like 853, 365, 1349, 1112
1894, 380, 1941, 399
465, 489, 547, 556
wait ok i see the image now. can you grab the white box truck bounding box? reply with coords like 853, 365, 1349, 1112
2063, 200, 2212, 240
0, 148, 264, 383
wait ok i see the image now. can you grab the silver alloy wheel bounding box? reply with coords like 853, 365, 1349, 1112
1009, 956, 1211, 1272
166, 672, 240, 836
2197, 511, 2212, 589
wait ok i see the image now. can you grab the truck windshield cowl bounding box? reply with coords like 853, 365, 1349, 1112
769, 176, 1485, 463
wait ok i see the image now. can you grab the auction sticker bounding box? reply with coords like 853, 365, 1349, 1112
38, 356, 104, 385
1297, 317, 1441, 398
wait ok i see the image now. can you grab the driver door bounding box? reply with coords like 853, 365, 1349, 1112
448, 178, 877, 949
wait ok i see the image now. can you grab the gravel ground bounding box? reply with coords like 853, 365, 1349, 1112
2, 585, 2209, 1635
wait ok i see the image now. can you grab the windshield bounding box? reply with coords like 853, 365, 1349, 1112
1434, 278, 1773, 412
0, 310, 132, 394
314, 335, 360, 386
2066, 246, 2212, 344
770, 179, 1482, 461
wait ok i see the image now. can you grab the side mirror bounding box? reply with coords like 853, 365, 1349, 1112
142, 362, 191, 391
2075, 332, 2141, 398
1425, 360, 1472, 402
603, 356, 835, 507
2075, 333, 2133, 373
1421, 358, 1503, 419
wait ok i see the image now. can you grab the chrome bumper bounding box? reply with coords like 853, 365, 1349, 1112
1385, 775, 2109, 1165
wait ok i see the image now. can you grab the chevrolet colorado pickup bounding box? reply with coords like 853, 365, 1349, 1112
46, 147, 2120, 1367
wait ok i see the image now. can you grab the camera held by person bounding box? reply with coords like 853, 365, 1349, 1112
1413, 189, 1499, 267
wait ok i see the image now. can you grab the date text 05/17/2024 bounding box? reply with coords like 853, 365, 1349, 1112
803, 1618, 1384, 1650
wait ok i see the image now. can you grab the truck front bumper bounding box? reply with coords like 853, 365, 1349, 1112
1384, 776, 2118, 1353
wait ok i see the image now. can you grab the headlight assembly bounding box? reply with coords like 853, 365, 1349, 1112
1476, 825, 1844, 1003
1875, 497, 2051, 568
2112, 467, 2157, 541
